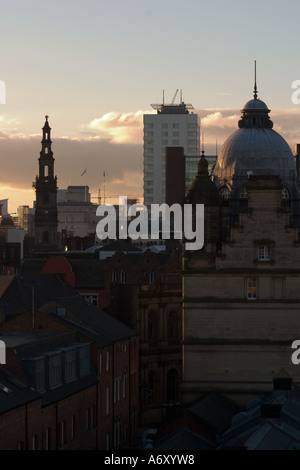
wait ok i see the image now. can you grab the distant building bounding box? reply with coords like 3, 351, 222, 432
17, 205, 35, 237
143, 91, 200, 206
57, 186, 98, 249
0, 215, 24, 274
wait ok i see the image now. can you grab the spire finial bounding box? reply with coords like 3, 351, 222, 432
253, 60, 258, 100
45, 115, 49, 121
201, 131, 205, 156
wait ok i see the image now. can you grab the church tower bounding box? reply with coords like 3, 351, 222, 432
34, 116, 58, 251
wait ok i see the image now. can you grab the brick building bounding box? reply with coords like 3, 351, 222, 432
0, 273, 139, 449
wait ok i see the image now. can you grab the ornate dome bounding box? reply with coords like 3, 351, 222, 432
213, 94, 296, 182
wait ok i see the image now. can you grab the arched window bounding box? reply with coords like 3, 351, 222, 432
168, 311, 178, 339
120, 270, 127, 283
44, 165, 49, 177
281, 186, 290, 211
149, 269, 155, 285
111, 269, 118, 283
219, 185, 230, 199
282, 187, 290, 199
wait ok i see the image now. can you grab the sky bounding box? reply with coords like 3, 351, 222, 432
2, 0, 300, 213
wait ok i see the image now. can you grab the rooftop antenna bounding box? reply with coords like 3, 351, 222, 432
254, 60, 258, 100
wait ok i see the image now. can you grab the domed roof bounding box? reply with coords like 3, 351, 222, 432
213, 93, 296, 181
242, 98, 270, 112
0, 215, 15, 227
214, 127, 295, 179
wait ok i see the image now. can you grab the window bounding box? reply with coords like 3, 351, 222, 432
106, 387, 110, 416
240, 187, 248, 199
35, 358, 45, 392
64, 349, 77, 382
61, 420, 67, 446
123, 370, 127, 399
247, 277, 257, 300
219, 186, 230, 199
111, 269, 118, 283
106, 433, 110, 450
32, 434, 38, 450
149, 269, 155, 285
48, 353, 62, 388
114, 378, 121, 403
71, 416, 77, 440
168, 311, 178, 338
99, 352, 103, 374
106, 351, 110, 371
78, 344, 90, 376
83, 294, 98, 306
45, 428, 51, 450
258, 246, 271, 261
282, 187, 289, 199
86, 406, 95, 430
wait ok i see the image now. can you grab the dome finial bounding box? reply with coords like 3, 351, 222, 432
253, 60, 258, 100
201, 131, 205, 156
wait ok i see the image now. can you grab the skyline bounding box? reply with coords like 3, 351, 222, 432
2, 0, 300, 212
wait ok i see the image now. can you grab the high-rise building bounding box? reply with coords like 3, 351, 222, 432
143, 91, 200, 206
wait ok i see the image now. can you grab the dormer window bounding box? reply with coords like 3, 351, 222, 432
258, 245, 271, 261
219, 186, 230, 199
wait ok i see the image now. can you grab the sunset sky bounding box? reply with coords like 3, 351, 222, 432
2, 0, 300, 213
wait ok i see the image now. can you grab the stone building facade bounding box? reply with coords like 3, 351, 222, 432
182, 86, 300, 406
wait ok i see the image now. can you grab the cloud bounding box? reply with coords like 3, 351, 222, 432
2, 106, 300, 213
82, 110, 153, 144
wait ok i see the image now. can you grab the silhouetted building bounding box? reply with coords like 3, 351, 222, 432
34, 116, 58, 252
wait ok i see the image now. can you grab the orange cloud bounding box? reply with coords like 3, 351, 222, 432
84, 110, 151, 144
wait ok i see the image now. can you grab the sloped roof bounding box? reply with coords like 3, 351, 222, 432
217, 380, 300, 450
153, 427, 214, 451
0, 275, 15, 298
0, 367, 40, 414
188, 392, 240, 434
0, 273, 137, 346
68, 258, 105, 288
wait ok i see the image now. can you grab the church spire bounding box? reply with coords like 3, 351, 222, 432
34, 115, 58, 252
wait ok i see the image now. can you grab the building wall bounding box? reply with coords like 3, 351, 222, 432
143, 109, 199, 205
182, 176, 300, 405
